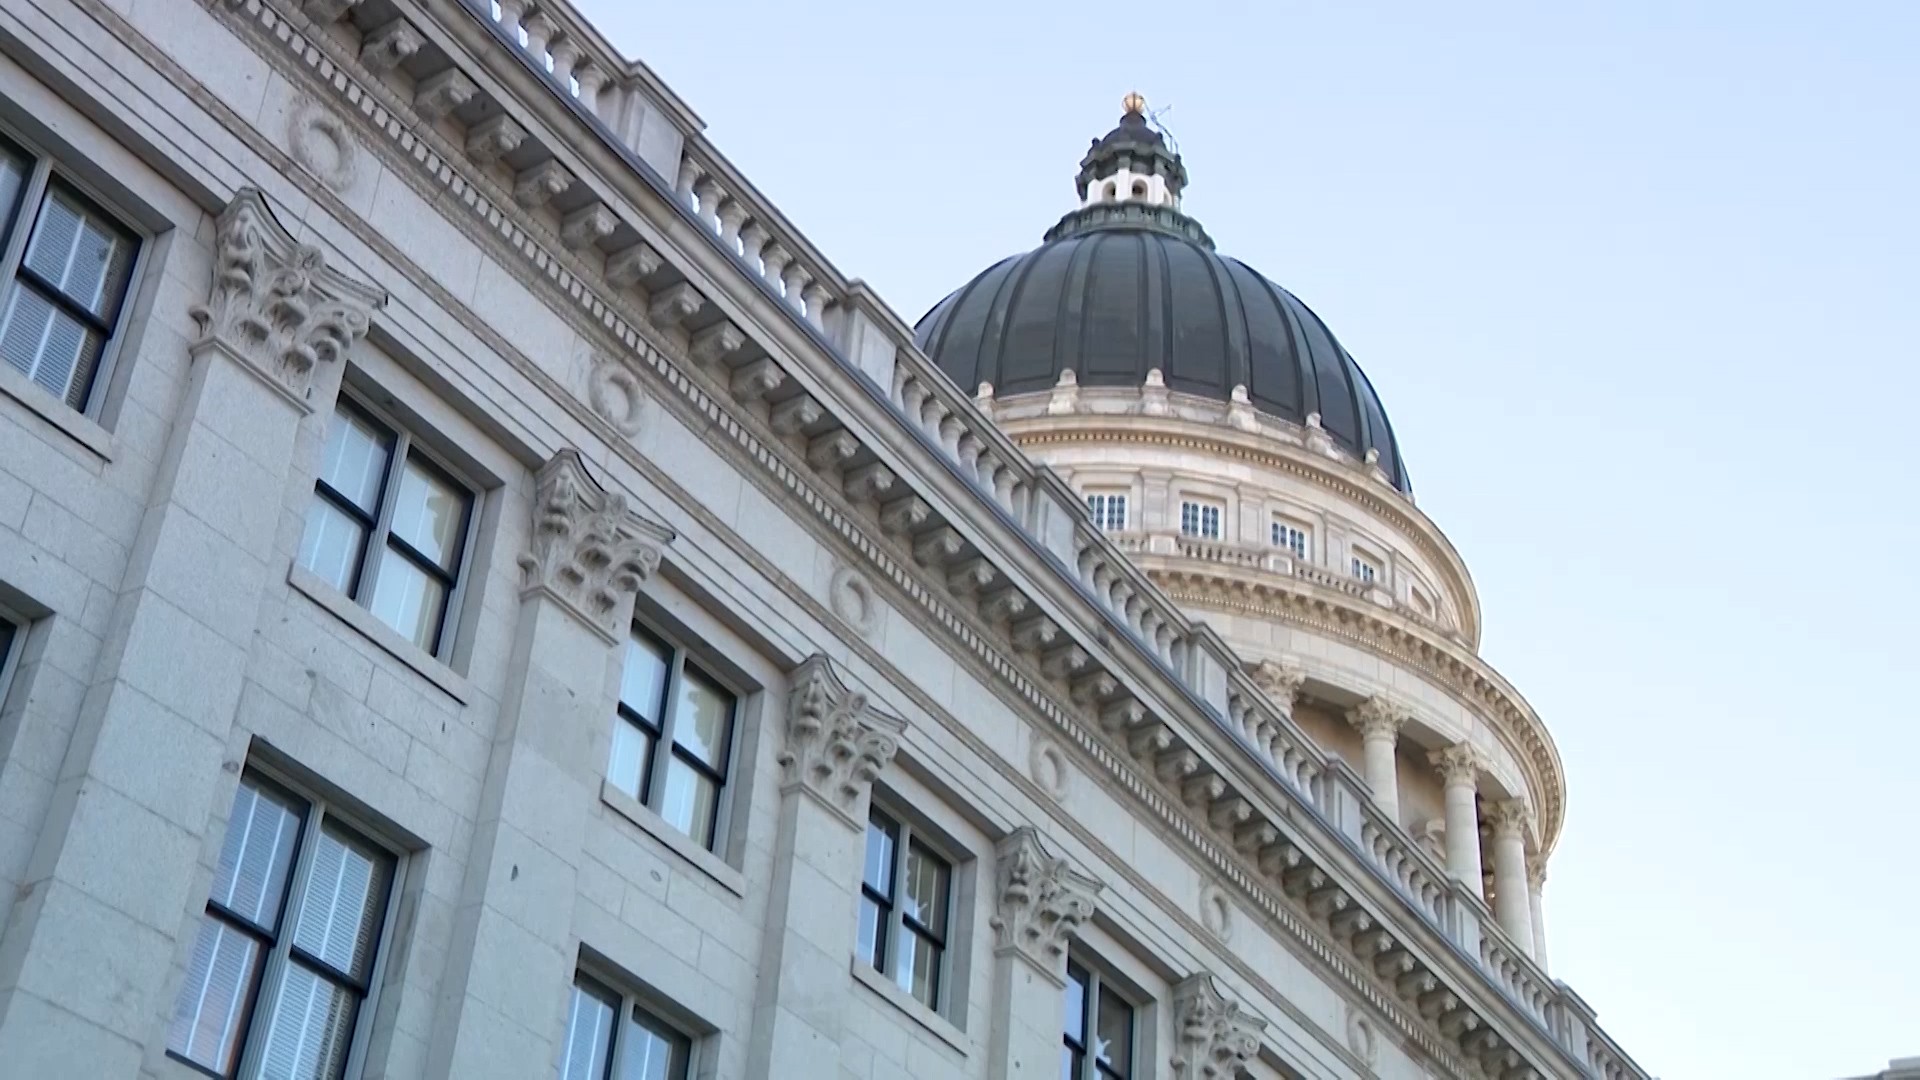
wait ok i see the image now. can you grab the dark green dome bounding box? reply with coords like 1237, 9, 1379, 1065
913, 211, 1409, 494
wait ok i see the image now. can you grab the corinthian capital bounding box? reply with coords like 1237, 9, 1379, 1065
1428, 742, 1482, 789
1484, 799, 1532, 840
517, 450, 673, 641
780, 656, 906, 824
189, 189, 385, 410
1170, 974, 1267, 1079
1346, 696, 1410, 741
990, 827, 1101, 980
1248, 659, 1305, 716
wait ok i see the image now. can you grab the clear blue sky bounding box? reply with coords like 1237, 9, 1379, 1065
580, 2, 1920, 1076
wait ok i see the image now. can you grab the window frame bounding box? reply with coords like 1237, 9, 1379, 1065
560, 970, 693, 1080
609, 617, 741, 854
1178, 499, 1223, 541
859, 803, 956, 1015
1084, 491, 1128, 533
166, 765, 405, 1080
1064, 958, 1139, 1080
300, 391, 481, 661
0, 127, 146, 418
0, 605, 24, 711
1269, 517, 1310, 560
1350, 552, 1380, 585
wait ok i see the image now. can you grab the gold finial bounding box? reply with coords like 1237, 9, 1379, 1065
1122, 91, 1147, 116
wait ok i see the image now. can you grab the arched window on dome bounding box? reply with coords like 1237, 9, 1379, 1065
1102, 180, 1116, 201
1131, 179, 1147, 199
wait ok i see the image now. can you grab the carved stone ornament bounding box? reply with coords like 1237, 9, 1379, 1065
1248, 659, 1305, 715
586, 353, 649, 436
1170, 974, 1267, 1079
989, 826, 1101, 979
1347, 695, 1410, 741
780, 655, 907, 823
516, 450, 674, 641
1429, 742, 1483, 789
189, 188, 386, 410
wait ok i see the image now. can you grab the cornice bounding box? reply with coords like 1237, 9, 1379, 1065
999, 412, 1484, 647
156, 3, 1620, 1075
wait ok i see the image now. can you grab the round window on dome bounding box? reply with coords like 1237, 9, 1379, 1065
1131, 180, 1147, 198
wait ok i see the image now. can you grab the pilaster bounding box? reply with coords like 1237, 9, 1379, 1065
0, 189, 383, 1073
744, 656, 905, 1078
1169, 974, 1266, 1079
429, 451, 672, 1079
987, 826, 1101, 1080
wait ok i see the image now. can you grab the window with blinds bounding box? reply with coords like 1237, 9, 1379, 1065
1063, 959, 1137, 1080
1084, 492, 1127, 533
559, 972, 691, 1080
1269, 519, 1309, 559
0, 136, 140, 415
858, 805, 955, 1013
608, 622, 738, 852
1179, 500, 1223, 540
167, 771, 399, 1079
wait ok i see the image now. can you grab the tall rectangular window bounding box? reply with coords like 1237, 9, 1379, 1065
1179, 500, 1222, 540
299, 396, 476, 657
0, 135, 140, 414
608, 624, 737, 852
1063, 960, 1135, 1080
857, 806, 953, 1012
1084, 492, 1127, 533
559, 973, 691, 1080
0, 607, 23, 709
1269, 520, 1309, 559
167, 771, 398, 1080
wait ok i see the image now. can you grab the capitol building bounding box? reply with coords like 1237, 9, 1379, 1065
0, 0, 1651, 1077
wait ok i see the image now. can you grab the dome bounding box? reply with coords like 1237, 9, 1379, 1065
913, 98, 1409, 493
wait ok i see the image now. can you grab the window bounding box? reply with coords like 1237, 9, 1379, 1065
1411, 586, 1434, 617
0, 135, 140, 414
608, 623, 737, 852
1064, 961, 1135, 1080
858, 806, 953, 1012
0, 609, 22, 709
560, 973, 691, 1080
1085, 492, 1127, 533
167, 771, 398, 1080
1269, 519, 1309, 559
1179, 500, 1222, 540
1351, 554, 1378, 585
1130, 180, 1147, 198
298, 396, 476, 657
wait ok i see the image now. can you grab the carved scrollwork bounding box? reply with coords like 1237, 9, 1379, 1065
1171, 974, 1266, 1078
780, 655, 906, 823
989, 827, 1101, 978
1347, 695, 1411, 741
516, 450, 674, 641
587, 353, 649, 436
189, 189, 386, 410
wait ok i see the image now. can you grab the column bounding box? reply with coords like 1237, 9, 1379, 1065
1528, 866, 1550, 973
987, 827, 1101, 1080
1429, 743, 1483, 889
743, 656, 906, 1076
1345, 697, 1408, 823
1485, 800, 1535, 955
1169, 974, 1266, 1079
0, 190, 383, 1074
430, 451, 673, 1079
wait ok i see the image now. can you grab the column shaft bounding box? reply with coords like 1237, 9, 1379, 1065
1529, 875, 1550, 972
1360, 731, 1400, 822
1430, 744, 1483, 888
1490, 826, 1534, 953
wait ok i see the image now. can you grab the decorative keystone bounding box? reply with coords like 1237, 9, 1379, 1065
1170, 974, 1267, 1079
1429, 742, 1482, 789
517, 450, 674, 641
1346, 696, 1410, 742
990, 827, 1101, 979
780, 655, 907, 823
189, 189, 385, 411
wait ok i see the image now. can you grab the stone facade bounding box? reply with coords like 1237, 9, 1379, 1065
0, 1, 1646, 1078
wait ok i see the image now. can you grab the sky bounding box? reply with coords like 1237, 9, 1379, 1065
576, 2, 1920, 1076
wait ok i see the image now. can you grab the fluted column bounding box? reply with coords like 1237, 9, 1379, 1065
1528, 866, 1550, 972
987, 828, 1101, 1080
1345, 697, 1408, 823
1485, 800, 1535, 954
1429, 743, 1483, 888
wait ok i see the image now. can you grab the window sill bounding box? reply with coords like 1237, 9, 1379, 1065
598, 779, 746, 898
287, 563, 472, 705
850, 957, 971, 1057
0, 362, 113, 462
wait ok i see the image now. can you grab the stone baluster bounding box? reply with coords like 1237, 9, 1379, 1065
520, 8, 557, 66
780, 261, 811, 312
675, 158, 702, 210
738, 222, 770, 272
717, 199, 749, 252
1345, 697, 1409, 824
692, 177, 725, 234
573, 60, 610, 117
496, 0, 529, 38
1429, 743, 1483, 889
547, 33, 582, 91
1485, 800, 1535, 954
801, 282, 831, 329
761, 242, 793, 295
